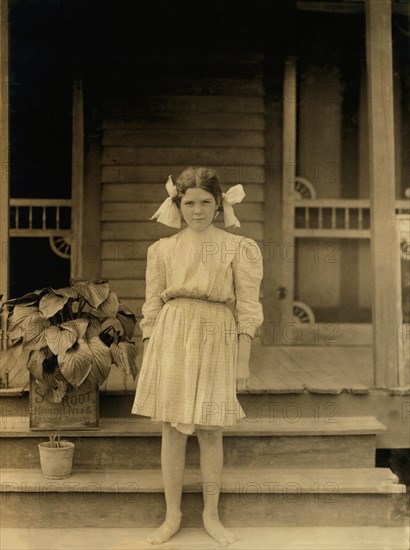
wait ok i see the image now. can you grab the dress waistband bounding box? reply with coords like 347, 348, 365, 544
167, 296, 227, 306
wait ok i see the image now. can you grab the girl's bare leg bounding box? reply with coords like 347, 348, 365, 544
146, 422, 188, 544
197, 428, 237, 546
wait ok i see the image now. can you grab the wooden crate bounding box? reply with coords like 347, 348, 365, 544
29, 375, 99, 430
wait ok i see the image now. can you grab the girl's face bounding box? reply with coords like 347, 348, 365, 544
180, 187, 219, 231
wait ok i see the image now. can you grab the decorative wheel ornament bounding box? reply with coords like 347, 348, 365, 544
49, 236, 71, 259
294, 177, 317, 199
293, 301, 315, 326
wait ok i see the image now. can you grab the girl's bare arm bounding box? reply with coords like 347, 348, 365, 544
236, 333, 252, 390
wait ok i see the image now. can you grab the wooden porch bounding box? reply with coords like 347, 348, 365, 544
4, 339, 406, 396
0, 344, 379, 395
250, 345, 375, 394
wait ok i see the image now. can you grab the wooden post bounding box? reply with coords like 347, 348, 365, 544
82, 80, 102, 281
365, 0, 401, 387
71, 79, 84, 279
263, 75, 283, 345
280, 58, 297, 341
0, 0, 9, 300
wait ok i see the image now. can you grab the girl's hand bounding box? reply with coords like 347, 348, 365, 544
236, 333, 252, 390
236, 358, 250, 390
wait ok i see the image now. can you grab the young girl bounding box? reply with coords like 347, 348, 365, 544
132, 166, 263, 546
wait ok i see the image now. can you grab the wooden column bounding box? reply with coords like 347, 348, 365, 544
71, 79, 85, 279
0, 0, 9, 300
263, 74, 283, 345
82, 80, 101, 281
365, 0, 401, 387
279, 58, 297, 340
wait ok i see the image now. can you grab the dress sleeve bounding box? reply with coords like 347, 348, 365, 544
139, 240, 167, 340
232, 237, 264, 340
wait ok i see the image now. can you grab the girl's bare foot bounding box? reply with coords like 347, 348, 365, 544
202, 511, 237, 547
146, 512, 182, 545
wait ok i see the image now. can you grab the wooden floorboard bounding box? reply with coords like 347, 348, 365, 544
325, 347, 372, 391
248, 346, 373, 393
282, 348, 338, 392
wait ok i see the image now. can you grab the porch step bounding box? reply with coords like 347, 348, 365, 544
2, 390, 409, 448
1, 468, 407, 528
2, 527, 410, 550
1, 415, 387, 436
0, 416, 386, 469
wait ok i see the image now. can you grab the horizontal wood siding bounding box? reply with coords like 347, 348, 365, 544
103, 113, 266, 131
102, 170, 265, 185
103, 147, 265, 165
102, 130, 265, 148
100, 67, 266, 333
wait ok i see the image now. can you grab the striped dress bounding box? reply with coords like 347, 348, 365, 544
131, 223, 263, 434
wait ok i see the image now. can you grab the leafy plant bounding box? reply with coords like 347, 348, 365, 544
0, 279, 138, 403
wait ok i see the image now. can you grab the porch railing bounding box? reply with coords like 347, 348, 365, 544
294, 198, 409, 238
9, 198, 72, 237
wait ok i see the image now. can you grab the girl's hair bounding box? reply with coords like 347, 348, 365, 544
173, 166, 223, 213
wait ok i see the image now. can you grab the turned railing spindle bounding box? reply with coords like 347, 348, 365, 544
305, 207, 310, 228
345, 207, 350, 230
318, 207, 323, 229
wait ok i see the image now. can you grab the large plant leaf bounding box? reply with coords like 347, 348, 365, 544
7, 325, 25, 341
52, 287, 78, 299
3, 292, 43, 308
118, 303, 137, 318
101, 317, 122, 333
87, 336, 112, 384
33, 353, 68, 402
44, 378, 68, 404
45, 326, 77, 355
58, 339, 93, 388
39, 292, 69, 318
38, 286, 78, 321
98, 291, 119, 319
8, 306, 39, 330
85, 318, 102, 339
110, 341, 138, 379
116, 311, 137, 340
43, 360, 67, 398
23, 313, 50, 350
70, 279, 109, 309
27, 349, 47, 382
41, 352, 58, 378
61, 319, 89, 338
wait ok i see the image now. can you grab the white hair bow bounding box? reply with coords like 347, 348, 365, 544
221, 184, 245, 228
149, 176, 181, 228
149, 177, 245, 229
